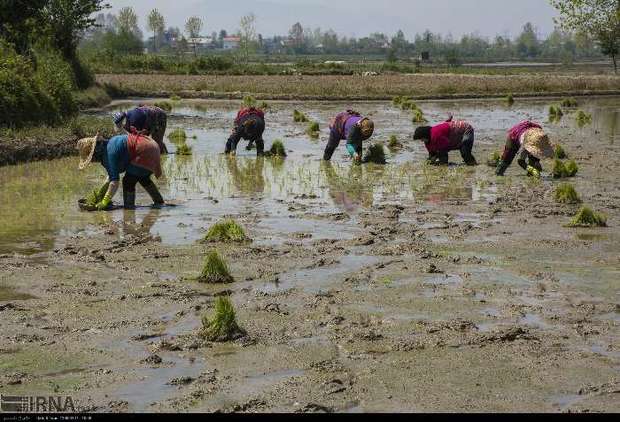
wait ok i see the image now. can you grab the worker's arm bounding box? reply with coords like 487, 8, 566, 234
346, 125, 363, 161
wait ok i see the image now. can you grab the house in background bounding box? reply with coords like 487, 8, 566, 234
223, 36, 241, 50
188, 36, 215, 53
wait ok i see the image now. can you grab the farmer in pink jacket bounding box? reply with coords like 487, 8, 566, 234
413, 115, 477, 165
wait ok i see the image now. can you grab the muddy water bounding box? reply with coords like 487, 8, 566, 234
1, 97, 619, 413
1, 97, 616, 255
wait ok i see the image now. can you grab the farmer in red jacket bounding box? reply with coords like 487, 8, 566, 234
225, 107, 265, 156
413, 116, 477, 166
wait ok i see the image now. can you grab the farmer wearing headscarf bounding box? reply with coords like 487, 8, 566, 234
496, 121, 555, 177
76, 128, 164, 210
113, 105, 168, 154
413, 115, 477, 166
225, 107, 266, 156
323, 110, 375, 163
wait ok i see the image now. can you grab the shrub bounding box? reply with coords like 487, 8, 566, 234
168, 128, 187, 142
554, 183, 581, 204
363, 143, 387, 164
200, 296, 245, 342
198, 250, 234, 283
269, 139, 287, 157
568, 206, 607, 227
203, 219, 248, 243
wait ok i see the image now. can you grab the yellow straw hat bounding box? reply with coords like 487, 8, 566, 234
522, 128, 554, 160
77, 135, 102, 170
360, 118, 374, 140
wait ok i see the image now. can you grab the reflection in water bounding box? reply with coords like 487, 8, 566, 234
225, 156, 265, 195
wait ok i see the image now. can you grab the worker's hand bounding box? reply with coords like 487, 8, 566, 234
353, 153, 362, 164
526, 165, 541, 178
95, 193, 112, 211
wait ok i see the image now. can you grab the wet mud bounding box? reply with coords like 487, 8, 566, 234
0, 97, 619, 412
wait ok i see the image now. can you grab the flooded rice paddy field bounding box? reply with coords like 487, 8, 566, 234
0, 97, 619, 412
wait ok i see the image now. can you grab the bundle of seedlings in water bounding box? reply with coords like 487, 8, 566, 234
198, 250, 234, 283
363, 143, 387, 164
506, 93, 515, 106
400, 99, 418, 111
554, 144, 567, 159
306, 121, 320, 138
203, 219, 248, 243
168, 128, 187, 143
554, 183, 581, 204
567, 206, 607, 227
561, 97, 578, 108
170, 94, 182, 101
548, 105, 563, 121
293, 109, 309, 123
388, 135, 402, 149
486, 151, 501, 167
154, 101, 173, 112
575, 110, 592, 126
242, 95, 257, 107
392, 96, 403, 106
412, 108, 427, 123
269, 139, 287, 157
553, 159, 578, 178
175, 142, 192, 155
84, 188, 101, 208
200, 296, 245, 342
258, 100, 270, 111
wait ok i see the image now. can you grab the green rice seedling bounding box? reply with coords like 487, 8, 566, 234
575, 110, 592, 126
84, 188, 100, 207
175, 142, 192, 155
400, 99, 418, 111
258, 100, 270, 111
506, 93, 514, 106
560, 97, 578, 108
200, 296, 245, 341
565, 160, 578, 177
554, 144, 567, 159
198, 250, 234, 283
388, 135, 402, 149
293, 109, 309, 123
306, 121, 320, 138
203, 219, 248, 243
412, 108, 427, 123
552, 159, 567, 178
548, 105, 563, 121
269, 139, 287, 157
554, 183, 581, 204
363, 143, 387, 164
168, 128, 187, 142
486, 151, 501, 167
154, 101, 173, 112
170, 94, 181, 101
392, 96, 403, 106
242, 95, 257, 107
567, 206, 607, 227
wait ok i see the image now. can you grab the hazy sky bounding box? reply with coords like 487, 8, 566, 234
106, 0, 559, 40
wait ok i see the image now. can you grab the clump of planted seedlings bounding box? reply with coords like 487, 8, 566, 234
412, 108, 427, 123
203, 219, 248, 243
553, 159, 578, 178
293, 109, 309, 122
170, 94, 181, 101
560, 97, 578, 108
575, 110, 592, 126
168, 128, 187, 143
554, 144, 567, 159
198, 250, 234, 283
506, 93, 514, 106
363, 143, 387, 164
200, 296, 245, 341
554, 183, 581, 204
154, 101, 173, 112
567, 206, 607, 227
549, 105, 563, 122
306, 121, 320, 138
388, 135, 402, 149
175, 142, 192, 155
487, 151, 501, 167
269, 139, 287, 157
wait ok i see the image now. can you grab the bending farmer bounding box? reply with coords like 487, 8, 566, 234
225, 107, 266, 156
413, 116, 477, 166
496, 121, 554, 177
77, 132, 164, 210
113, 105, 168, 154
323, 110, 375, 163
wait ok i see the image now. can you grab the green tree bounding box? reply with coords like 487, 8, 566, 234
0, 0, 47, 55
239, 13, 257, 62
516, 22, 540, 58
289, 22, 304, 53
550, 0, 620, 72
147, 8, 165, 52
118, 7, 139, 34
185, 16, 203, 38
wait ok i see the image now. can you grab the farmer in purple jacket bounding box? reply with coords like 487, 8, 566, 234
323, 110, 375, 163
